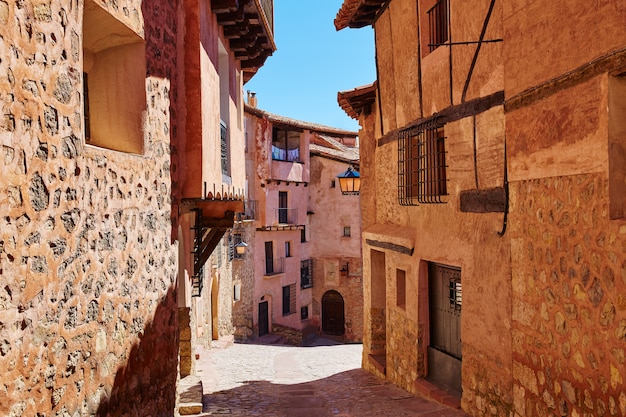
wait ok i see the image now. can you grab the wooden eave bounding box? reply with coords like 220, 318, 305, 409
338, 82, 378, 119
181, 198, 245, 280
212, 0, 276, 83
334, 0, 389, 30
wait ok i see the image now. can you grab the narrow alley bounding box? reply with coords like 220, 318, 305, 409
190, 337, 468, 417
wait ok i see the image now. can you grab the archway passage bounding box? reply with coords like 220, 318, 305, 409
322, 290, 345, 336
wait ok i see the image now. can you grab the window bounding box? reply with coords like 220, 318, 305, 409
282, 284, 296, 315
278, 191, 288, 224
343, 226, 351, 237
220, 120, 228, 175
301, 226, 306, 243
331, 179, 336, 188
219, 42, 230, 176
285, 241, 292, 258
272, 127, 301, 162
427, 0, 449, 52
397, 269, 406, 309
301, 306, 309, 320
233, 283, 241, 302
300, 259, 313, 289
398, 119, 447, 205
265, 241, 274, 274
83, 2, 146, 154
449, 278, 462, 310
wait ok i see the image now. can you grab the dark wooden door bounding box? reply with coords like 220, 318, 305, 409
258, 301, 269, 337
322, 291, 345, 336
428, 263, 462, 392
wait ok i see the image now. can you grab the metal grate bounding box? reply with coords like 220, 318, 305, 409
427, 0, 449, 52
300, 259, 313, 289
398, 119, 448, 205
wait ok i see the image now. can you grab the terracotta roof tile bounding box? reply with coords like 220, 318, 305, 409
335, 0, 389, 30
337, 82, 378, 119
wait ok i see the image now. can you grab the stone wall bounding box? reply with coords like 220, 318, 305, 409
509, 173, 626, 417
232, 223, 255, 341
0, 1, 181, 415
386, 308, 419, 393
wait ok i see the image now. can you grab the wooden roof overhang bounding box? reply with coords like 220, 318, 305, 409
334, 0, 389, 30
212, 0, 277, 82
180, 198, 244, 296
338, 82, 378, 119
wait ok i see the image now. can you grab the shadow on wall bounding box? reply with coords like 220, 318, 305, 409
96, 287, 179, 417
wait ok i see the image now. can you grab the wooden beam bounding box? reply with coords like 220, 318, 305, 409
211, 0, 239, 13
194, 228, 228, 275
459, 187, 506, 213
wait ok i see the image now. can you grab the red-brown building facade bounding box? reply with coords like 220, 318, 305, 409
337, 0, 626, 416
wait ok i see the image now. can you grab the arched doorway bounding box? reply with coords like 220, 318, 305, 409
322, 290, 345, 336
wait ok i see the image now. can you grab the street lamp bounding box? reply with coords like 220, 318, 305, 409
337, 166, 361, 195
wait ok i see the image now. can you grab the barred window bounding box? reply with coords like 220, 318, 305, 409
398, 119, 447, 205
300, 259, 313, 289
427, 0, 449, 52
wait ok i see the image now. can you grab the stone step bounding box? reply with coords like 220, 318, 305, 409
178, 376, 203, 416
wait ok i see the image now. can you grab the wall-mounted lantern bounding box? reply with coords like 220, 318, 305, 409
235, 241, 248, 256
337, 166, 361, 195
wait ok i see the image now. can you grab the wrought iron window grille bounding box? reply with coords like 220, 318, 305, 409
398, 118, 448, 205
427, 0, 449, 52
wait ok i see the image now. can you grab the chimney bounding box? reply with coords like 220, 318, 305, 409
247, 91, 257, 108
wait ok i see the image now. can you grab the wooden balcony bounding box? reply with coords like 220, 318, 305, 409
212, 0, 276, 82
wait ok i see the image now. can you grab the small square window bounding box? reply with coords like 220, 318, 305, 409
343, 226, 351, 237
301, 306, 309, 320
331, 179, 336, 188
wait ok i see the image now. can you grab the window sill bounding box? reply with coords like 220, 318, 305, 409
264, 271, 285, 279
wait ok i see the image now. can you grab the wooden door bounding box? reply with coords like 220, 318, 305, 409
428, 263, 462, 392
322, 290, 345, 336
258, 301, 269, 337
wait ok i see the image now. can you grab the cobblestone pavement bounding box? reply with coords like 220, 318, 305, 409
194, 337, 468, 417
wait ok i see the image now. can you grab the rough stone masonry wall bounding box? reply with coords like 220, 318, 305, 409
386, 308, 418, 393
510, 173, 626, 417
0, 1, 181, 416
232, 224, 255, 341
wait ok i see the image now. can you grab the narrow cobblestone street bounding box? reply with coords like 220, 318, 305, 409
193, 337, 468, 417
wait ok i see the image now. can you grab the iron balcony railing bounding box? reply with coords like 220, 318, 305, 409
265, 257, 285, 276
274, 207, 298, 225
236, 200, 258, 221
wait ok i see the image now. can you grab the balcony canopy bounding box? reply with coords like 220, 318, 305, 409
212, 0, 277, 82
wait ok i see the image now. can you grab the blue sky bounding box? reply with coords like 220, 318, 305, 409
245, 1, 376, 132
